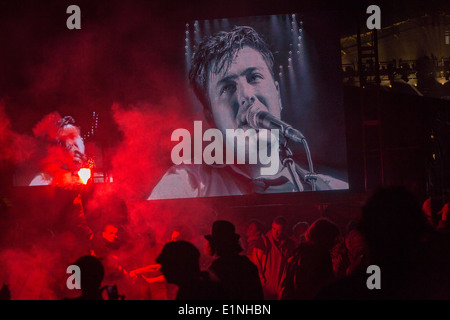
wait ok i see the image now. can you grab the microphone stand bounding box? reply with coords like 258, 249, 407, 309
300, 138, 318, 191
279, 141, 303, 192
246, 105, 318, 191
279, 133, 318, 191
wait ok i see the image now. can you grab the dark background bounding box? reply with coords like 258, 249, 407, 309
0, 0, 449, 300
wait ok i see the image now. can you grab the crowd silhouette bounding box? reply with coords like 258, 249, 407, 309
2, 186, 449, 300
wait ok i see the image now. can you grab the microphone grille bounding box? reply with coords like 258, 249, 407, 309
246, 105, 264, 129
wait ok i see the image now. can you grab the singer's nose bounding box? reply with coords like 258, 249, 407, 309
241, 94, 255, 108
236, 79, 256, 107
236, 82, 256, 125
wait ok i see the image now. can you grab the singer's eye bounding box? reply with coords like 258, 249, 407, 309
220, 83, 236, 95
248, 73, 263, 83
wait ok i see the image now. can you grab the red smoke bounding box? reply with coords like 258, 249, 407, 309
0, 1, 222, 300
0, 103, 37, 164
0, 100, 223, 299
84, 99, 197, 228
109, 101, 189, 200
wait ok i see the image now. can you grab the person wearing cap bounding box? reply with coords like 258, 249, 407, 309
204, 220, 263, 300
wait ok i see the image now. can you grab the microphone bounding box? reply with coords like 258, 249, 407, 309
246, 105, 306, 143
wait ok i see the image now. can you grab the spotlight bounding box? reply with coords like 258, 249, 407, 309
78, 168, 91, 185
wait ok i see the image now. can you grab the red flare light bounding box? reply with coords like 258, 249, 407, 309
78, 168, 91, 184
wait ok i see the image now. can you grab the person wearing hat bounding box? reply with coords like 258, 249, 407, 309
205, 220, 263, 300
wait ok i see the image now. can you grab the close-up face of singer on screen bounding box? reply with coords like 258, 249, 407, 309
148, 25, 348, 200
204, 39, 282, 179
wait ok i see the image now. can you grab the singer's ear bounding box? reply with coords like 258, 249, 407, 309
275, 80, 280, 92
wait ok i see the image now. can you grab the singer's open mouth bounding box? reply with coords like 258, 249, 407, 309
238, 117, 258, 132
239, 124, 251, 131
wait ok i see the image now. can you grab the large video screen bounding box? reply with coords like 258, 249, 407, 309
0, 3, 351, 301
149, 13, 349, 200
7, 10, 348, 200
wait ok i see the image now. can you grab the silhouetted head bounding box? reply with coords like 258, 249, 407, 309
74, 255, 104, 295
304, 218, 340, 250
205, 220, 242, 256
358, 186, 430, 260
156, 241, 200, 286
415, 56, 436, 81
293, 221, 310, 240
